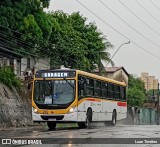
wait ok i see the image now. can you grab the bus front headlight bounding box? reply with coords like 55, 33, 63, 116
69, 107, 74, 113
33, 108, 38, 113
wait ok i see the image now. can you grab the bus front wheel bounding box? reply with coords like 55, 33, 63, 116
47, 121, 56, 130
78, 109, 92, 129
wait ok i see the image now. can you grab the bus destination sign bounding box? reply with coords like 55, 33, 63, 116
43, 72, 68, 78
35, 71, 75, 78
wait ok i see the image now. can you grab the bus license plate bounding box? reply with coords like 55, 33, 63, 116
48, 118, 56, 121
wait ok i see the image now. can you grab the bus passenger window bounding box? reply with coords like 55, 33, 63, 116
94, 80, 102, 97
115, 85, 120, 100
120, 87, 126, 100
108, 83, 114, 99
86, 78, 94, 96
102, 82, 108, 99
78, 76, 85, 98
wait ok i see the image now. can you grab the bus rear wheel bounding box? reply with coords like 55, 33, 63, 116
47, 121, 56, 130
111, 110, 117, 126
104, 110, 117, 126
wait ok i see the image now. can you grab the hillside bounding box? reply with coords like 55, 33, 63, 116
0, 83, 32, 128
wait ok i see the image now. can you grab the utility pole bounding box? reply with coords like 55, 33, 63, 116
98, 41, 130, 76
98, 51, 102, 76
157, 83, 159, 125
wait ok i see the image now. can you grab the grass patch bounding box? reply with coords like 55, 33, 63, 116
56, 123, 78, 128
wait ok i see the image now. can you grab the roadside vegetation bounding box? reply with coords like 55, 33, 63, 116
0, 0, 114, 72
127, 75, 146, 107
0, 66, 21, 89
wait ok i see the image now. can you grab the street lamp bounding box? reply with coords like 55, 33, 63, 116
105, 41, 130, 67
157, 83, 159, 125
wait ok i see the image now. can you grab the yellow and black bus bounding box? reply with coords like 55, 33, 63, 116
32, 69, 127, 129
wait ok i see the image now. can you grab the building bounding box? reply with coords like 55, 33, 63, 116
0, 47, 50, 79
0, 47, 22, 76
104, 67, 129, 86
21, 57, 50, 79
141, 72, 158, 91
93, 66, 129, 86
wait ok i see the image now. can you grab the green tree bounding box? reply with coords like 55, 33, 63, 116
48, 11, 113, 71
0, 0, 51, 56
128, 75, 146, 92
0, 1, 114, 72
127, 88, 145, 107
127, 75, 146, 107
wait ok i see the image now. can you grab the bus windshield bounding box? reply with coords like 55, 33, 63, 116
34, 80, 75, 105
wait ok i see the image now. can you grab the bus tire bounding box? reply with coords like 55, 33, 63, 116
85, 108, 92, 128
104, 110, 117, 126
77, 122, 86, 128
78, 109, 92, 129
47, 121, 56, 130
111, 110, 117, 126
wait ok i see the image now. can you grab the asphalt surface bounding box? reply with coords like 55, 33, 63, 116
0, 123, 160, 147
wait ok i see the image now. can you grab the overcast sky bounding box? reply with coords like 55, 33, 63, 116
46, 0, 160, 81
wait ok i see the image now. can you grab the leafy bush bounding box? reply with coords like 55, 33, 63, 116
0, 66, 21, 89
127, 88, 145, 107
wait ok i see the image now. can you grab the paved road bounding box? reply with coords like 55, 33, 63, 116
0, 123, 160, 147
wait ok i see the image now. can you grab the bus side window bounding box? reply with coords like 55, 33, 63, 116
108, 83, 114, 99
102, 82, 108, 99
78, 76, 86, 98
115, 85, 120, 100
120, 86, 126, 100
94, 80, 102, 97
86, 78, 94, 96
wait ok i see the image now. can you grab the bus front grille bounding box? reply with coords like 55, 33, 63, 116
41, 115, 64, 120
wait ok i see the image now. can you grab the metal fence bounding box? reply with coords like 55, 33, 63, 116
138, 108, 158, 125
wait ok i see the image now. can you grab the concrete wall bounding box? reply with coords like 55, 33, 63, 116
21, 58, 28, 76
0, 83, 33, 128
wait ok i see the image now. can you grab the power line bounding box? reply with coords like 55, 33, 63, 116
0, 37, 82, 68
0, 33, 35, 51
99, 0, 160, 49
0, 25, 52, 47
75, 0, 160, 60
149, 0, 160, 14
0, 36, 38, 56
134, 0, 160, 24
0, 26, 81, 68
119, 0, 160, 36
0, 25, 62, 54
0, 25, 24, 35
0, 33, 83, 68
0, 44, 50, 67
0, 30, 34, 48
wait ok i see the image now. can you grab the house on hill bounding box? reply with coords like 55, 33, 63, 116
104, 67, 129, 86
93, 66, 129, 86
0, 47, 50, 79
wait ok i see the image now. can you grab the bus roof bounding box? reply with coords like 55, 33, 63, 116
76, 70, 126, 86
35, 69, 126, 86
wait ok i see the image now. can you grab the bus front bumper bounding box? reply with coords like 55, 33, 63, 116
32, 108, 78, 122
